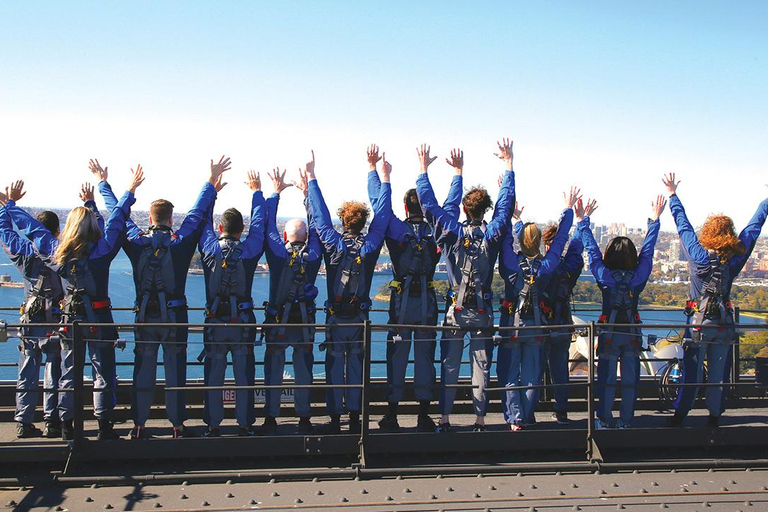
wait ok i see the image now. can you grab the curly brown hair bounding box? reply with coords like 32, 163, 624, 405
542, 224, 558, 247
338, 201, 370, 233
699, 214, 746, 261
462, 186, 492, 221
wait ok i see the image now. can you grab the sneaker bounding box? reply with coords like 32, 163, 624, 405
471, 423, 487, 432
416, 414, 437, 433
321, 417, 341, 434
616, 420, 630, 429
203, 427, 220, 438
238, 425, 257, 437
552, 411, 570, 425
262, 416, 278, 436
297, 417, 314, 435
97, 420, 119, 440
508, 423, 523, 432
129, 425, 148, 440
594, 419, 610, 431
43, 421, 62, 438
61, 420, 74, 441
436, 422, 452, 433
16, 422, 39, 438
172, 425, 195, 438
377, 415, 400, 432
708, 415, 720, 428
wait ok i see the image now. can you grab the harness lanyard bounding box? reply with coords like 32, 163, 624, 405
333, 235, 364, 317
138, 231, 171, 331
277, 246, 312, 343
515, 257, 542, 328
396, 222, 430, 326
694, 253, 732, 325
455, 224, 485, 311
604, 271, 639, 342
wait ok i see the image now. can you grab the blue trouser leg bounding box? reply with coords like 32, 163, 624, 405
292, 344, 314, 418
386, 334, 412, 405
231, 343, 254, 427
264, 343, 286, 418
15, 339, 41, 424
131, 341, 159, 427
705, 343, 731, 418
619, 354, 640, 424
547, 339, 571, 413
58, 343, 75, 422
346, 341, 364, 413
163, 341, 187, 427
325, 342, 345, 415
42, 343, 61, 422
673, 342, 705, 416
597, 357, 617, 423
520, 342, 542, 424
496, 342, 510, 416
413, 329, 437, 402
89, 340, 116, 420
325, 320, 363, 415
205, 343, 228, 428
470, 334, 494, 417
501, 343, 523, 425
438, 332, 465, 416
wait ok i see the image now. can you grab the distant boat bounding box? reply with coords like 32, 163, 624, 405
0, 274, 23, 288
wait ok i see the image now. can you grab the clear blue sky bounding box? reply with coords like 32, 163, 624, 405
1, 1, 766, 229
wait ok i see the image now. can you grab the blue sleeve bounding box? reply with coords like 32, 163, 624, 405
386, 215, 411, 242
98, 180, 141, 240
265, 193, 287, 259
362, 180, 392, 255
442, 175, 464, 219
367, 170, 381, 209
499, 223, 521, 277
729, 198, 768, 275
485, 170, 515, 241
175, 182, 216, 241
416, 173, 461, 240
539, 208, 574, 275
631, 218, 661, 287
242, 191, 266, 260
305, 197, 322, 261
198, 215, 218, 257
514, 220, 524, 239
0, 205, 34, 257
6, 201, 58, 256
91, 191, 135, 259
579, 217, 613, 287
668, 193, 709, 266
82, 198, 106, 234
308, 179, 342, 251
563, 235, 584, 276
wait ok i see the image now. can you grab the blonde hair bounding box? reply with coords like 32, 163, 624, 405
53, 207, 102, 265
519, 223, 542, 258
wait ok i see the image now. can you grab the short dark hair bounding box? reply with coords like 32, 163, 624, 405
462, 187, 492, 221
221, 208, 244, 235
150, 199, 174, 225
36, 211, 60, 236
404, 189, 422, 217
603, 236, 638, 271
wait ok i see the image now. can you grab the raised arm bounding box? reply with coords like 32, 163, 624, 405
0, 203, 35, 258
563, 234, 585, 280
91, 165, 144, 259
175, 182, 217, 240
662, 173, 709, 265
366, 144, 383, 207
540, 210, 575, 275
729, 192, 768, 274
362, 153, 392, 254
242, 172, 266, 259
486, 138, 516, 239
574, 197, 612, 286
512, 201, 525, 238
305, 151, 343, 249
6, 201, 58, 255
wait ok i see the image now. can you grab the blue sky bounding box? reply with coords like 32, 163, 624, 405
1, 1, 766, 229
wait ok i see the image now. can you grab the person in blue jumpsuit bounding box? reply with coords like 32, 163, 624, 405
577, 195, 665, 429
0, 182, 64, 438
306, 150, 391, 434
416, 139, 514, 432
664, 174, 768, 427
9, 168, 144, 440
497, 189, 576, 430
367, 144, 461, 432
198, 169, 264, 437
90, 157, 223, 438
262, 167, 322, 435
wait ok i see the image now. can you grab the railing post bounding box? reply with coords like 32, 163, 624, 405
359, 319, 372, 468
72, 320, 85, 452
733, 307, 741, 385
586, 321, 602, 463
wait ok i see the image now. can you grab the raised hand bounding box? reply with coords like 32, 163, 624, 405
129, 164, 145, 194
246, 170, 261, 192
563, 186, 582, 209
651, 195, 667, 221
494, 137, 514, 171
661, 173, 680, 196
268, 167, 292, 194
7, 180, 26, 203
512, 201, 525, 221
584, 198, 598, 218
292, 168, 309, 197
0, 189, 6, 205
445, 148, 464, 175
213, 175, 227, 193
416, 144, 437, 174
305, 150, 316, 181
367, 144, 382, 171
381, 153, 392, 183
89, 159, 108, 182
209, 155, 232, 186
79, 183, 95, 203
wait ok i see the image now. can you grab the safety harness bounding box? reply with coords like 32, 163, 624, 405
449, 222, 492, 314
265, 241, 317, 343
685, 252, 734, 340
598, 270, 642, 349
540, 257, 577, 327
205, 238, 253, 322
58, 252, 111, 344
388, 221, 437, 327
326, 233, 370, 318
21, 262, 64, 325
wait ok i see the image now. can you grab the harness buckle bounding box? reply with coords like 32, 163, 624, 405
0, 320, 7, 343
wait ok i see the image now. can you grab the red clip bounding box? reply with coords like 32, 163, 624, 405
455, 306, 463, 312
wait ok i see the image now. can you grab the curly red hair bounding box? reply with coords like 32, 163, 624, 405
699, 215, 746, 261
337, 201, 370, 233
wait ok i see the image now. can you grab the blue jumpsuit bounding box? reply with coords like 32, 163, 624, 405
8, 193, 134, 422
99, 181, 215, 428
0, 204, 63, 426
416, 170, 514, 418
263, 194, 322, 420
671, 193, 768, 418
579, 216, 660, 426
367, 172, 463, 406
198, 190, 265, 429
307, 176, 391, 416
497, 209, 572, 426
